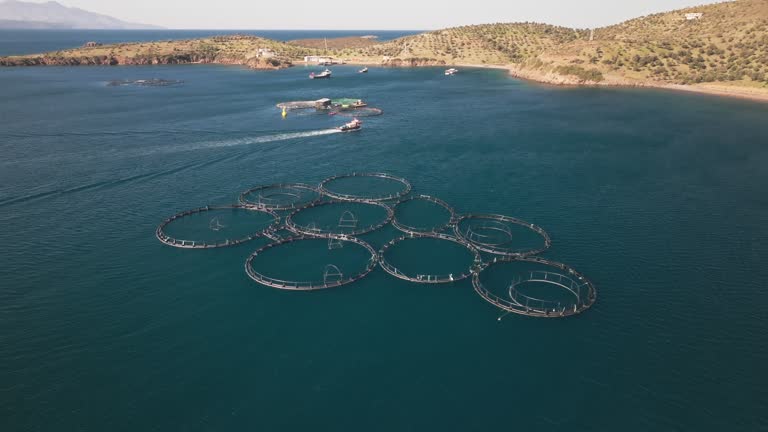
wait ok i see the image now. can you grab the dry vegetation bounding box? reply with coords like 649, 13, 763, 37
588, 0, 768, 85
338, 0, 768, 87
2, 0, 767, 91
0, 34, 320, 68
288, 36, 379, 50
337, 23, 587, 65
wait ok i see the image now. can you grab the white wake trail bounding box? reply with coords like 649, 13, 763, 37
176, 129, 342, 153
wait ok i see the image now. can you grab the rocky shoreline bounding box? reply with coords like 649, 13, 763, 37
0, 54, 291, 69
500, 63, 768, 103
3, 52, 766, 103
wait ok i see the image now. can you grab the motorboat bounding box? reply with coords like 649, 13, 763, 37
338, 118, 362, 132
445, 68, 458, 76
358, 67, 369, 73
310, 69, 332, 79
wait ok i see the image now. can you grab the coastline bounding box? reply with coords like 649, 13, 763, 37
3, 52, 768, 103
499, 63, 768, 103
342, 59, 768, 103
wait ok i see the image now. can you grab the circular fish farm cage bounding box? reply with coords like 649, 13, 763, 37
156, 171, 597, 318
392, 195, 457, 235
156, 205, 279, 249
245, 235, 378, 290
318, 172, 412, 202
454, 214, 551, 257
331, 107, 383, 117
473, 256, 597, 317
239, 183, 321, 211
378, 233, 483, 284
285, 200, 394, 237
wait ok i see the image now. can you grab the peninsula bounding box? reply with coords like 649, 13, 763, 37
2, 0, 767, 100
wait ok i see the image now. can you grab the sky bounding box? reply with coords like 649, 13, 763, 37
19, 0, 716, 29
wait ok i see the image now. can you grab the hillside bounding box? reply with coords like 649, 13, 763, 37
0, 35, 318, 68
288, 36, 380, 50
339, 0, 768, 92
0, 0, 162, 29
341, 23, 589, 65
589, 0, 768, 85
1, 0, 767, 99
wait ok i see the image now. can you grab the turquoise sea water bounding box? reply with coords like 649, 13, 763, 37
1, 48, 768, 430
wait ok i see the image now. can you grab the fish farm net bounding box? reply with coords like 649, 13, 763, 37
319, 173, 412, 202
245, 236, 378, 290
454, 214, 551, 257
157, 172, 596, 318
286, 201, 394, 237
378, 233, 482, 284
473, 257, 597, 317
393, 195, 456, 234
239, 183, 320, 211
331, 107, 383, 117
156, 205, 279, 249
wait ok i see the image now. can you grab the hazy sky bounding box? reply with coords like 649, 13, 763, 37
26, 0, 714, 29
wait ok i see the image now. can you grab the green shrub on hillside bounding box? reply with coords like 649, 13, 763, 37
555, 65, 605, 82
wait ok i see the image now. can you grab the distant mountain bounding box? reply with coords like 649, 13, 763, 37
0, 0, 163, 29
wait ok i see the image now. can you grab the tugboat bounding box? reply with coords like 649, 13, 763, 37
358, 67, 369, 73
445, 68, 458, 76
338, 118, 362, 132
310, 69, 332, 79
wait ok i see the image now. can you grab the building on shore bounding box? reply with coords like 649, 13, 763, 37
304, 55, 335, 64
257, 48, 275, 58
83, 41, 102, 48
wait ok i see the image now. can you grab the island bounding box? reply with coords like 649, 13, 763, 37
2, 0, 767, 101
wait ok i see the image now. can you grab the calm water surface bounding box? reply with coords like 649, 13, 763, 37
1, 58, 767, 431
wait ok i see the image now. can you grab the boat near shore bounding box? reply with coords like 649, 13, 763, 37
310, 69, 332, 79
445, 68, 458, 76
359, 67, 368, 73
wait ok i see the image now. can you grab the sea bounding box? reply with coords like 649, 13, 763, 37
1, 30, 767, 431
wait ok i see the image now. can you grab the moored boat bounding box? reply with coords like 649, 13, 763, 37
310, 69, 332, 79
358, 67, 369, 73
445, 68, 458, 76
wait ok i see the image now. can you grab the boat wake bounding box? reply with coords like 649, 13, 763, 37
165, 128, 342, 154
0, 129, 343, 208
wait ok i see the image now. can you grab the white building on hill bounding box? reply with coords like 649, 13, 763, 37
685, 13, 703, 20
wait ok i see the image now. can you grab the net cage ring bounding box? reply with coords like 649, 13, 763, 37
378, 232, 483, 284
453, 214, 552, 257
472, 256, 597, 318
284, 200, 394, 238
317, 172, 412, 203
331, 107, 384, 117
156, 205, 280, 249
238, 183, 321, 211
392, 194, 457, 235
244, 234, 379, 291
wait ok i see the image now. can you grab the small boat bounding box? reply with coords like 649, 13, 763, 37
358, 67, 369, 73
338, 118, 362, 132
445, 68, 458, 76
351, 99, 367, 108
310, 69, 332, 79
